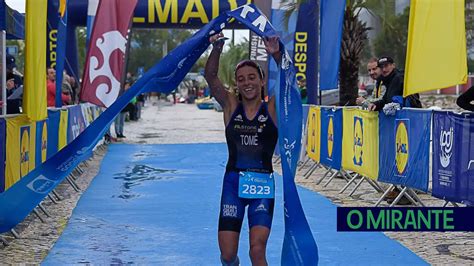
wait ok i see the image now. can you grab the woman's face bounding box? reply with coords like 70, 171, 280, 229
235, 65, 264, 101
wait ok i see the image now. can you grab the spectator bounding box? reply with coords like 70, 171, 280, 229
4, 71, 21, 114
61, 72, 73, 105
356, 58, 386, 109
368, 56, 421, 111
47, 67, 71, 107
456, 86, 474, 111
68, 75, 80, 104
297, 76, 308, 104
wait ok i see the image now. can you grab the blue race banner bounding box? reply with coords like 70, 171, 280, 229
319, 0, 345, 90
55, 0, 69, 107
432, 111, 474, 205
337, 207, 474, 231
378, 109, 431, 192
0, 5, 318, 265
320, 107, 343, 170
268, 8, 297, 97
46, 109, 61, 159
35, 120, 48, 167
294, 0, 319, 103
0, 118, 5, 193
67, 105, 86, 143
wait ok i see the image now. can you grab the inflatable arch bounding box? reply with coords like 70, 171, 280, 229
46, 0, 260, 80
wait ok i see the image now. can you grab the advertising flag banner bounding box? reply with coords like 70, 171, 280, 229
80, 0, 138, 107
306, 106, 320, 163
378, 109, 431, 192
432, 111, 474, 205
55, 0, 69, 107
320, 107, 343, 170
23, 0, 48, 121
319, 0, 345, 90
404, 0, 467, 95
342, 109, 379, 180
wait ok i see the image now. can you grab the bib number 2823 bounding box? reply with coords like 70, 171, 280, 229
238, 172, 274, 199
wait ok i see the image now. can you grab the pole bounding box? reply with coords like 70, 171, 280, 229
2, 31, 6, 116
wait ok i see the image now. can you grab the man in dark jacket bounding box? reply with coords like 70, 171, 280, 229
368, 56, 404, 111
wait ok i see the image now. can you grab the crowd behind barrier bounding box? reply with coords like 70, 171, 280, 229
303, 105, 474, 206
0, 103, 102, 193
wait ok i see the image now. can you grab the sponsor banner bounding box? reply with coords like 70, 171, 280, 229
81, 103, 95, 127
67, 105, 86, 143
55, 0, 69, 107
5, 115, 36, 190
342, 109, 379, 180
46, 110, 61, 159
378, 109, 431, 192
432, 111, 474, 205
35, 120, 48, 167
59, 109, 68, 150
337, 207, 474, 232
293, 0, 318, 103
0, 119, 5, 192
320, 107, 343, 170
306, 106, 320, 163
319, 0, 345, 90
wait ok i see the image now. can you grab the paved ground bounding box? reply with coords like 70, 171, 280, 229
1, 96, 472, 264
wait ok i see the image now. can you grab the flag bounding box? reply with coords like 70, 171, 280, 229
23, 0, 47, 121
319, 0, 345, 90
294, 0, 319, 103
55, 0, 68, 107
404, 0, 467, 96
80, 0, 138, 107
0, 118, 6, 192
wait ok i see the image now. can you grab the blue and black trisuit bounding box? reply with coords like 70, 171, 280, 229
219, 102, 278, 232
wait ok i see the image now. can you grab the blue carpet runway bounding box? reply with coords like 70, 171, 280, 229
43, 143, 427, 265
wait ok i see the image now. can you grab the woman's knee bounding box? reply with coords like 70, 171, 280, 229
249, 241, 266, 261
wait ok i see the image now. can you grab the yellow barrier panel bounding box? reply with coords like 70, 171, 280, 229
306, 106, 320, 163
5, 115, 36, 190
58, 109, 69, 150
341, 109, 379, 180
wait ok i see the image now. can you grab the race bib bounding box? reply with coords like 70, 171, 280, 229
238, 171, 275, 199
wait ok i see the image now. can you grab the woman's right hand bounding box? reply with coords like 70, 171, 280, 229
210, 33, 225, 51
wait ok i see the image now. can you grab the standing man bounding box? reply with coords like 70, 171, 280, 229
47, 67, 71, 107
356, 57, 386, 109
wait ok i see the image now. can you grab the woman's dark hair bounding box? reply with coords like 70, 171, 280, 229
234, 60, 265, 100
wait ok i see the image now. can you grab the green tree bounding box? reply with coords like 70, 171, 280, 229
217, 40, 249, 88
372, 6, 409, 69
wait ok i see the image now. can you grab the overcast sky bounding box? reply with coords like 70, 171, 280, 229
5, 0, 24, 13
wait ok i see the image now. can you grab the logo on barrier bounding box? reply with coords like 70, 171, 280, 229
468, 160, 474, 170
90, 31, 127, 107
20, 126, 30, 178
395, 119, 409, 176
27, 175, 56, 194
439, 127, 453, 168
327, 116, 334, 159
353, 116, 363, 166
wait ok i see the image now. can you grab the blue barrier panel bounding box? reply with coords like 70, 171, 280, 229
432, 111, 474, 205
35, 120, 48, 167
0, 118, 5, 193
378, 109, 431, 192
46, 110, 60, 160
67, 105, 86, 144
320, 107, 343, 170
